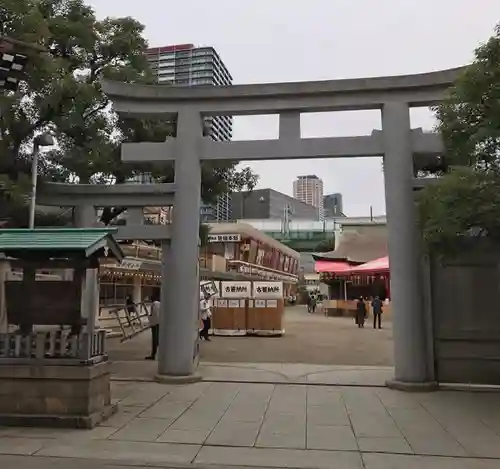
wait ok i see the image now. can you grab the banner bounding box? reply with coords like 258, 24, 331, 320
252, 281, 283, 299
220, 281, 252, 298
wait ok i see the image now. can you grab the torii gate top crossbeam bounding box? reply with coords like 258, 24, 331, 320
101, 67, 464, 117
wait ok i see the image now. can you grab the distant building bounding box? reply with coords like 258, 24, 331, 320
146, 43, 232, 141
323, 193, 344, 218
230, 188, 319, 221
200, 196, 231, 223
146, 43, 233, 221
293, 175, 324, 220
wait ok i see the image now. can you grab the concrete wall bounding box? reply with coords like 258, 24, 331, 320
429, 246, 500, 385
299, 252, 317, 274
230, 189, 319, 220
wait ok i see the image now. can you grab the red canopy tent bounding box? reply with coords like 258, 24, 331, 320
314, 260, 351, 274
347, 256, 389, 275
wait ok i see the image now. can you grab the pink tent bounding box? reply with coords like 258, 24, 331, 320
315, 260, 351, 274
347, 256, 389, 275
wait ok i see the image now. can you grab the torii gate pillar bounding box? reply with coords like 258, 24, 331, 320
157, 110, 203, 379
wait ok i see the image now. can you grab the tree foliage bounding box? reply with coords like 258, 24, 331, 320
435, 24, 500, 169
0, 0, 258, 227
420, 23, 500, 252
418, 166, 500, 253
199, 223, 211, 247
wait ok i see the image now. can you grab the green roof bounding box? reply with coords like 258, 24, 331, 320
0, 228, 123, 260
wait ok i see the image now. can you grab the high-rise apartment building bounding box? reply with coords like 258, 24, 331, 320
293, 175, 324, 220
146, 43, 233, 220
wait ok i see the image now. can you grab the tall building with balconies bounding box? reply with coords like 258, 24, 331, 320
146, 43, 233, 220
293, 175, 324, 220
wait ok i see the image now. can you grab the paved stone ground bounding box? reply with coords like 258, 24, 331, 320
1, 380, 500, 468
108, 306, 394, 366
111, 360, 395, 384
3, 307, 498, 468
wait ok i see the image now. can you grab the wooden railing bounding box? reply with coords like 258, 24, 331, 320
120, 243, 162, 261
0, 330, 106, 365
102, 302, 151, 342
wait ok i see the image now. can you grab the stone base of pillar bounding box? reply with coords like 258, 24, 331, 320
386, 379, 438, 392
0, 361, 116, 428
155, 373, 202, 384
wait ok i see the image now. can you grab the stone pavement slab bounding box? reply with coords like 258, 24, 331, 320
0, 456, 150, 469
1, 453, 499, 469
0, 380, 499, 468
35, 439, 201, 465
111, 360, 395, 386
362, 453, 500, 469
195, 445, 364, 468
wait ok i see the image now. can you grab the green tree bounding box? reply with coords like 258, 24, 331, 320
419, 23, 500, 252
418, 166, 500, 252
199, 223, 211, 247
0, 0, 258, 227
435, 24, 500, 169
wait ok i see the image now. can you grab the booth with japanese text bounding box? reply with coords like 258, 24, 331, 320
212, 281, 251, 335
247, 281, 284, 336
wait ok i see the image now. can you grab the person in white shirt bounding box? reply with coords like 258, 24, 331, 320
145, 291, 160, 360
199, 291, 212, 341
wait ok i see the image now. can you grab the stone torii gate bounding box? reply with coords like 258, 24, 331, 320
96, 68, 461, 387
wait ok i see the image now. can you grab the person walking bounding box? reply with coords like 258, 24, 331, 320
306, 295, 312, 314
371, 296, 383, 329
310, 295, 317, 314
126, 295, 136, 315
355, 296, 367, 328
145, 291, 160, 360
199, 292, 212, 341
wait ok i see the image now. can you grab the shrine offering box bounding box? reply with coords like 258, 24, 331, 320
212, 281, 251, 335
247, 282, 285, 336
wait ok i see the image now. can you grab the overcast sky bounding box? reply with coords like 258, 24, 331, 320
89, 0, 500, 216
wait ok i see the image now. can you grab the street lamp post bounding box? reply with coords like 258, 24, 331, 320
28, 132, 54, 229
0, 35, 49, 228
283, 203, 292, 237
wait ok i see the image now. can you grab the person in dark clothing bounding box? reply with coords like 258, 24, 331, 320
355, 297, 367, 328
126, 295, 136, 314
310, 296, 317, 314
145, 291, 160, 360
371, 296, 383, 329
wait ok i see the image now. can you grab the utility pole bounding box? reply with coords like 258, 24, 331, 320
283, 203, 292, 237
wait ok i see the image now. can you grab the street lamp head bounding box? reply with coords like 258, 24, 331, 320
34, 132, 55, 147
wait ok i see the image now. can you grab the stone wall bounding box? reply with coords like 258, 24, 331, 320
0, 361, 115, 428
429, 246, 500, 385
